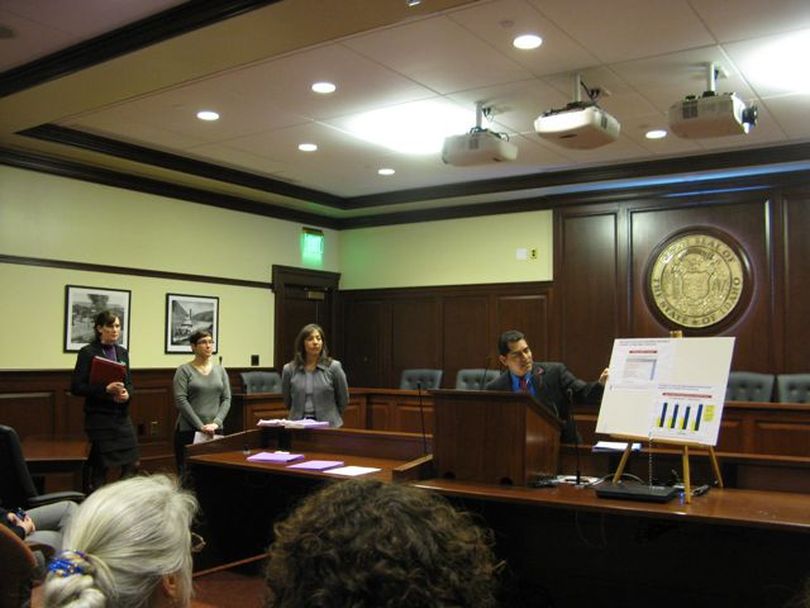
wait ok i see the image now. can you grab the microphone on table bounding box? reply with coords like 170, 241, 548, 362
567, 387, 583, 487
416, 380, 429, 456
479, 356, 493, 390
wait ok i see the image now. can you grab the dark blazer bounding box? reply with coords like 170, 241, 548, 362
486, 361, 604, 443
70, 341, 137, 458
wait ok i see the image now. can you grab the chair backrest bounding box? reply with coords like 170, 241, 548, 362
455, 368, 500, 390
399, 369, 443, 390
0, 425, 39, 509
0, 525, 38, 608
725, 372, 775, 402
240, 371, 282, 394
775, 373, 810, 403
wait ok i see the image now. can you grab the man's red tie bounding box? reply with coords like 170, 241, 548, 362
519, 376, 528, 392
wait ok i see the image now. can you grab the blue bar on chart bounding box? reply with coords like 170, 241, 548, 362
670, 404, 679, 429
659, 402, 668, 427
694, 403, 703, 431
681, 405, 691, 430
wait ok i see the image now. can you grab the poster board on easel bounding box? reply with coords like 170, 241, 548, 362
595, 337, 735, 501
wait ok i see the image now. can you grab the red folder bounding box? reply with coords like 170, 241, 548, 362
89, 356, 126, 385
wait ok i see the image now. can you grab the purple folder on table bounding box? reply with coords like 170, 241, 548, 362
286, 460, 344, 471
246, 451, 305, 463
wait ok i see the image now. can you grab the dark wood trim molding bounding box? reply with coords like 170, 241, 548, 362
0, 0, 281, 98
19, 125, 344, 208
0, 148, 341, 229
345, 144, 810, 207
0, 254, 273, 290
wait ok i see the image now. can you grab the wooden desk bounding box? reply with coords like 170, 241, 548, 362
21, 435, 88, 493
187, 428, 810, 606
413, 478, 810, 534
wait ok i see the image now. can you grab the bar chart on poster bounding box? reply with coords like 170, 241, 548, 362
596, 337, 735, 446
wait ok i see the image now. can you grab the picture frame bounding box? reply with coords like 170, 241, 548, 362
64, 285, 132, 352
165, 293, 219, 353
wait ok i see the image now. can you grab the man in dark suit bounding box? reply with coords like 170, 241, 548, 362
485, 329, 608, 442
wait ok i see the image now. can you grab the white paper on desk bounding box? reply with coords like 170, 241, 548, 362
193, 432, 223, 444
592, 441, 641, 453
326, 465, 381, 477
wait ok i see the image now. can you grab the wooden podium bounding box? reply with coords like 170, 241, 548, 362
431, 389, 563, 486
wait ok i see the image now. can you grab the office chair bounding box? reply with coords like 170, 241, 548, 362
399, 369, 443, 390
240, 370, 282, 393
0, 425, 84, 510
0, 524, 39, 608
724, 371, 775, 402
775, 373, 810, 403
455, 368, 500, 390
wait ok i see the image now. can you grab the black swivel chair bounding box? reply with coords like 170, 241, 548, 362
399, 369, 443, 390
775, 373, 810, 403
240, 370, 282, 393
455, 368, 500, 390
0, 425, 84, 510
724, 371, 775, 402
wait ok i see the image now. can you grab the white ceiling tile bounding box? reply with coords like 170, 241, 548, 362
689, 0, 810, 42
759, 93, 810, 139
343, 14, 534, 94
528, 0, 716, 63
446, 0, 600, 77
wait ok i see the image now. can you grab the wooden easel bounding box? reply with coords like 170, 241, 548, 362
609, 435, 723, 503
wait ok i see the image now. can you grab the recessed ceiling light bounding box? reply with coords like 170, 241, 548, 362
196, 110, 219, 121
406, 0, 422, 6
346, 100, 474, 155
311, 81, 337, 94
513, 34, 542, 50
378, 168, 396, 176
645, 129, 667, 139
298, 143, 318, 152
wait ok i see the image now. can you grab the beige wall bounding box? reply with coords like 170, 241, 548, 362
339, 211, 553, 290
0, 166, 338, 369
1, 166, 552, 369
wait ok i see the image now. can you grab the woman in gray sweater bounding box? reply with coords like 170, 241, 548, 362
173, 330, 231, 479
281, 323, 349, 427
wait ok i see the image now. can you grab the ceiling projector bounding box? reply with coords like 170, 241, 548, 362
442, 102, 518, 166
668, 92, 758, 138
534, 102, 620, 149
442, 129, 518, 166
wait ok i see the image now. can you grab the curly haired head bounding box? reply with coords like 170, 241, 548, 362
265, 479, 499, 608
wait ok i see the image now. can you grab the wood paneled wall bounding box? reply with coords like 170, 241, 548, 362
338, 181, 810, 389
338, 282, 553, 389
555, 186, 810, 377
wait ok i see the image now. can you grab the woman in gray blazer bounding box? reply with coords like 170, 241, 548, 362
281, 323, 349, 427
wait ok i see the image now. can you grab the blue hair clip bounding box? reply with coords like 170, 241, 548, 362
48, 551, 89, 577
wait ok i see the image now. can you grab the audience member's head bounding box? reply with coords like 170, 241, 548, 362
43, 474, 199, 608
265, 479, 499, 608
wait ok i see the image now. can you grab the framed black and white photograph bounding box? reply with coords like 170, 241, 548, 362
165, 293, 219, 353
64, 285, 131, 352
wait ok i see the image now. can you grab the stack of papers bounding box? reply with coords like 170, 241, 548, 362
286, 460, 344, 471
246, 451, 305, 463
257, 418, 330, 429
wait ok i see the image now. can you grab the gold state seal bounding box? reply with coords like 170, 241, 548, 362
649, 233, 745, 328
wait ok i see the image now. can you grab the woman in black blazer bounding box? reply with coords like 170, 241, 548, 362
71, 310, 139, 491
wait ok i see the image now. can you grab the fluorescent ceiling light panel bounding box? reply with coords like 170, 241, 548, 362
742, 28, 810, 93
345, 100, 475, 155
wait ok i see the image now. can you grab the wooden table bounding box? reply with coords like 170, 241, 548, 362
186, 428, 810, 606
21, 435, 88, 493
